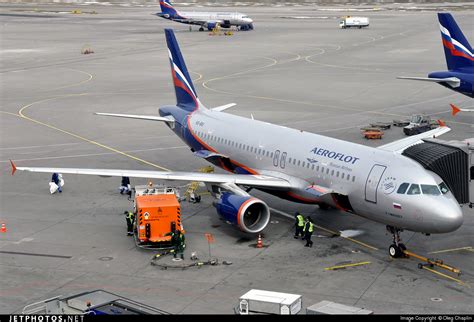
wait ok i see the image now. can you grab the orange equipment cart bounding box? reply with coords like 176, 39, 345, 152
133, 185, 184, 249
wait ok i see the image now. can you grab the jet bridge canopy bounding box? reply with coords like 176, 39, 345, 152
402, 140, 470, 204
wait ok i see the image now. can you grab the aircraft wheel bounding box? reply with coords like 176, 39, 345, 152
199, 27, 204, 32
389, 244, 402, 258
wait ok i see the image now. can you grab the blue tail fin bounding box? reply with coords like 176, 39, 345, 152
160, 0, 179, 17
165, 29, 200, 111
438, 13, 474, 70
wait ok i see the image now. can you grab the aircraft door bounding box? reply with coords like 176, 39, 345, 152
365, 164, 386, 203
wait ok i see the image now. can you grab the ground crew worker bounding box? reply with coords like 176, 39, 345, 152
51, 173, 62, 193
166, 230, 185, 259
303, 216, 314, 248
294, 212, 305, 239
124, 211, 135, 236
120, 177, 131, 195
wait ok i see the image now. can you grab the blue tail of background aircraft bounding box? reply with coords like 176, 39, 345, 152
160, 0, 179, 18
438, 13, 474, 70
165, 29, 200, 111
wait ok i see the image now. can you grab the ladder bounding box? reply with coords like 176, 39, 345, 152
185, 166, 214, 200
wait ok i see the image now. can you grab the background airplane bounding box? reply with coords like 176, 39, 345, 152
11, 29, 463, 259
398, 13, 474, 98
156, 0, 254, 31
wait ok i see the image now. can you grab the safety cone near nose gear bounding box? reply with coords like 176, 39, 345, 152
256, 234, 263, 248
1, 223, 6, 233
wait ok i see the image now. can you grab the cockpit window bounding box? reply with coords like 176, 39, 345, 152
407, 184, 421, 195
397, 183, 409, 194
421, 184, 441, 196
439, 182, 450, 194
242, 15, 249, 18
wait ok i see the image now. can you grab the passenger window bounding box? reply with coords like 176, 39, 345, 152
347, 174, 350, 181
326, 169, 329, 174
288, 157, 292, 163
312, 165, 315, 170
341, 173, 345, 179
317, 166, 319, 171
297, 160, 301, 166
336, 171, 339, 177
331, 170, 334, 176
407, 184, 421, 195
397, 183, 409, 194
352, 176, 355, 182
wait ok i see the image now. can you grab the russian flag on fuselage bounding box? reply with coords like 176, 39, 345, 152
438, 13, 474, 70
165, 29, 199, 111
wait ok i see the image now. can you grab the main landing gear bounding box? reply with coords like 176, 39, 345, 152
199, 27, 204, 32
387, 226, 406, 258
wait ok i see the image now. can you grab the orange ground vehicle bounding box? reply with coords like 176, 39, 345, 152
133, 185, 184, 249
362, 129, 384, 140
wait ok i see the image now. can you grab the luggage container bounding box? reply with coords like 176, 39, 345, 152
237, 289, 302, 315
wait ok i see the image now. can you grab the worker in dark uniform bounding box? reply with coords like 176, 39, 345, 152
166, 230, 185, 259
303, 216, 314, 248
124, 211, 135, 236
51, 173, 62, 193
294, 212, 305, 239
120, 176, 130, 195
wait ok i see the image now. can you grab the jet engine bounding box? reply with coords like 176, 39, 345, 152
214, 192, 270, 233
206, 22, 219, 30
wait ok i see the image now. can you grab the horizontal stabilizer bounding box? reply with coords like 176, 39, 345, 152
95, 113, 175, 123
397, 76, 460, 88
212, 103, 236, 112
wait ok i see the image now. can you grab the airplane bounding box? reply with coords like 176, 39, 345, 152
11, 29, 463, 259
156, 0, 254, 32
451, 103, 474, 116
398, 13, 474, 98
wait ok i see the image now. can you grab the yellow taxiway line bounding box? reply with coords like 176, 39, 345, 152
421, 266, 468, 287
325, 261, 371, 271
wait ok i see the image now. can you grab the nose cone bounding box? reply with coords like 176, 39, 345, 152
434, 202, 463, 233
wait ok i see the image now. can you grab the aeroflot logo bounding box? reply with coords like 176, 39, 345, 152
310, 147, 360, 164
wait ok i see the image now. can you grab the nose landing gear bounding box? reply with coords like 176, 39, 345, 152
387, 226, 406, 258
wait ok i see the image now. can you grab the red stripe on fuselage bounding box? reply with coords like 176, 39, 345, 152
172, 71, 198, 109
186, 114, 260, 175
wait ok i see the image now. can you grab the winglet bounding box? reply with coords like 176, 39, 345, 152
437, 119, 447, 127
450, 103, 461, 116
10, 160, 17, 176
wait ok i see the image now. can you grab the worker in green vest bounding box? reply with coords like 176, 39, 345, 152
303, 216, 314, 247
124, 211, 135, 236
166, 229, 186, 260
294, 212, 305, 239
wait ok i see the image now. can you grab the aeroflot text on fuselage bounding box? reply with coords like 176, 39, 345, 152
310, 147, 360, 164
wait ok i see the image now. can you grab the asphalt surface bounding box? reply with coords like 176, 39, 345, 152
0, 3, 473, 314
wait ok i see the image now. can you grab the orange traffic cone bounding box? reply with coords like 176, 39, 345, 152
1, 223, 6, 233
256, 234, 263, 248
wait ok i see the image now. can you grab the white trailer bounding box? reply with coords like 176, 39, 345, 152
339, 16, 369, 29
237, 289, 302, 315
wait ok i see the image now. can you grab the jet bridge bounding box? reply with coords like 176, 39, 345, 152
402, 138, 473, 206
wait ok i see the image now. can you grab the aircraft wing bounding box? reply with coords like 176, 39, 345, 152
397, 76, 460, 88
377, 123, 451, 153
212, 103, 236, 112
11, 162, 291, 190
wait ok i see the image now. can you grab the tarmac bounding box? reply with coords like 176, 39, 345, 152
0, 3, 473, 314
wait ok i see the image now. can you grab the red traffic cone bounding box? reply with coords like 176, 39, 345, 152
256, 234, 263, 248
1, 223, 6, 233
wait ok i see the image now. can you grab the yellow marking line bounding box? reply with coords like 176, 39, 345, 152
421, 266, 468, 287
46, 68, 93, 91
17, 94, 171, 171
269, 207, 378, 251
325, 261, 371, 271
429, 246, 473, 255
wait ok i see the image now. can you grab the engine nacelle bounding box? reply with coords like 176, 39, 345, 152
206, 22, 218, 30
214, 192, 270, 234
